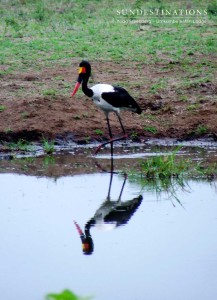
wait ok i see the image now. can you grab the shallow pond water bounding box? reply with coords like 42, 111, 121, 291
0, 143, 217, 300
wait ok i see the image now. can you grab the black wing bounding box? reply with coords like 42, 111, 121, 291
104, 195, 143, 226
102, 86, 142, 114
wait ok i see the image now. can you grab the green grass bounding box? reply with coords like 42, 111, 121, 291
46, 289, 92, 300
42, 139, 55, 155
139, 147, 188, 178
146, 114, 157, 121
186, 104, 200, 111
135, 146, 216, 180
149, 80, 167, 93
6, 139, 33, 151
20, 111, 29, 119
0, 105, 6, 112
94, 129, 104, 136
0, 0, 216, 74
127, 146, 216, 202
42, 89, 57, 97
144, 125, 158, 134
127, 146, 187, 202
195, 124, 208, 135
130, 131, 139, 140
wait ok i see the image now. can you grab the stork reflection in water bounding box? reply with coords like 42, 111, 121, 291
74, 158, 143, 255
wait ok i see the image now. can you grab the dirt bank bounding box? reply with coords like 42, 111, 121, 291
0, 59, 217, 144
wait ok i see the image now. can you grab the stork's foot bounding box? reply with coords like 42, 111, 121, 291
94, 134, 128, 155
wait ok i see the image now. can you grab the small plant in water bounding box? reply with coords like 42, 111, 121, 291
127, 146, 189, 204
43, 139, 55, 155
130, 131, 139, 141
43, 156, 56, 167
140, 146, 188, 179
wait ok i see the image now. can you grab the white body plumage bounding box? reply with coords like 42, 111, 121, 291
91, 84, 120, 114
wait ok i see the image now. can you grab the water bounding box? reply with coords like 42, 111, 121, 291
0, 144, 217, 300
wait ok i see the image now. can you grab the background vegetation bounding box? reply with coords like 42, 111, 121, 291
0, 0, 216, 73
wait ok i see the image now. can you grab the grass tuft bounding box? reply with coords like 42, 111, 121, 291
140, 147, 187, 179
6, 139, 33, 152
42, 139, 55, 155
127, 146, 216, 202
0, 105, 6, 112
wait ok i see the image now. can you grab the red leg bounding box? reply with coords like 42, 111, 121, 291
94, 113, 128, 155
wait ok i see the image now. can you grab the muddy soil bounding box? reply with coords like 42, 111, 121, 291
0, 59, 217, 144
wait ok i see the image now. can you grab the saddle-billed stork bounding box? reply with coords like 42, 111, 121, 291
71, 60, 142, 154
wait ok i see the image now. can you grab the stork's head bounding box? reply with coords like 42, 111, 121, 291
71, 60, 91, 96
74, 221, 94, 255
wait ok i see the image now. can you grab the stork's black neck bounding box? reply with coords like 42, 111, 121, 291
85, 218, 95, 237
82, 77, 93, 97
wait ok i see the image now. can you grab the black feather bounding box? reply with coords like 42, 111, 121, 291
102, 86, 142, 114
104, 195, 143, 226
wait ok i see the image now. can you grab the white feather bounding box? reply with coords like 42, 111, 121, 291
90, 84, 119, 113
95, 223, 117, 231
91, 83, 114, 96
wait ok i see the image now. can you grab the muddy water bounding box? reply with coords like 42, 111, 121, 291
0, 143, 217, 300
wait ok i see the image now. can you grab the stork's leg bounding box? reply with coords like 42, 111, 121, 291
106, 116, 114, 154
94, 113, 127, 155
118, 173, 127, 201
107, 169, 114, 200
95, 113, 114, 155
106, 116, 114, 160
106, 115, 113, 139
116, 113, 128, 141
